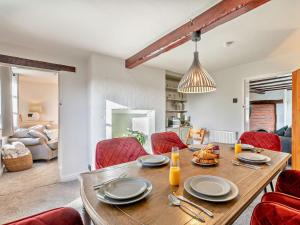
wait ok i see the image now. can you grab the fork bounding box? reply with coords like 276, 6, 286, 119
168, 194, 205, 222
232, 160, 261, 170
93, 172, 127, 190
173, 192, 214, 217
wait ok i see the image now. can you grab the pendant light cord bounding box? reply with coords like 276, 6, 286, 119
193, 30, 201, 52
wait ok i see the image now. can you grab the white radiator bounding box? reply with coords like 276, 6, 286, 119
208, 130, 238, 144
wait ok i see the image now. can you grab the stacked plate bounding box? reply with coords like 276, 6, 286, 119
184, 175, 239, 202
188, 144, 206, 151
237, 152, 271, 164
96, 177, 152, 205
241, 144, 254, 150
138, 155, 170, 167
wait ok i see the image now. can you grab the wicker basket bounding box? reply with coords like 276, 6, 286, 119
3, 153, 33, 172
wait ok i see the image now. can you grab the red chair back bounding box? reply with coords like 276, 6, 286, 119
4, 207, 83, 225
250, 202, 300, 225
95, 137, 148, 169
239, 131, 281, 151
151, 132, 187, 154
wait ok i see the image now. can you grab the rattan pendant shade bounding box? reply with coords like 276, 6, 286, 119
178, 31, 216, 93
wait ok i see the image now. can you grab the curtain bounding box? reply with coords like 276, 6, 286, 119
0, 66, 14, 136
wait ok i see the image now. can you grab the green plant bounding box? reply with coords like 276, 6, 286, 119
127, 128, 146, 146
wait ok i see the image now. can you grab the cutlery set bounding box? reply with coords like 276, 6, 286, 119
168, 194, 206, 222
232, 160, 261, 170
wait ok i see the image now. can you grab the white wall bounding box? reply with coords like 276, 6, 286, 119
19, 79, 58, 123
286, 90, 292, 126
187, 56, 299, 137
88, 53, 165, 168
0, 43, 89, 180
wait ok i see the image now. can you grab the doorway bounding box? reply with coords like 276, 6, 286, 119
244, 73, 292, 163
0, 66, 60, 194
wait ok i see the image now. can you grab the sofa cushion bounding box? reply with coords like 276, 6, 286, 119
28, 130, 48, 142
8, 137, 43, 146
11, 128, 31, 138
275, 125, 288, 136
44, 129, 58, 140
47, 139, 58, 150
284, 127, 292, 137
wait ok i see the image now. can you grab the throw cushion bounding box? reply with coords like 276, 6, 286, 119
28, 125, 46, 133
284, 127, 292, 137
28, 130, 48, 142
11, 128, 31, 138
8, 137, 42, 146
275, 125, 288, 136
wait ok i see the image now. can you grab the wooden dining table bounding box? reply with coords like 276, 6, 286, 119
80, 144, 290, 225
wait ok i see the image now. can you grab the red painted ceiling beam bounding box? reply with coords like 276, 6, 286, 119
125, 0, 270, 69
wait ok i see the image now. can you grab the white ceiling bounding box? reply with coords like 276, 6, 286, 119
0, 0, 300, 73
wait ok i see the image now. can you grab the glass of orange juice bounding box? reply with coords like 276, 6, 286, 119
171, 146, 179, 163
169, 158, 180, 186
235, 142, 242, 156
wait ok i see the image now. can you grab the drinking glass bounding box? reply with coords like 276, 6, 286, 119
171, 146, 179, 163
235, 142, 242, 156
169, 158, 180, 186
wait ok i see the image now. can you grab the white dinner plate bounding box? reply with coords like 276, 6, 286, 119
238, 152, 267, 161
241, 144, 254, 150
184, 176, 239, 202
190, 175, 231, 197
138, 156, 170, 167
139, 155, 166, 164
103, 177, 147, 200
192, 158, 217, 166
96, 178, 152, 205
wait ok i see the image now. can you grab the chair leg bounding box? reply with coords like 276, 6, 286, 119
270, 181, 274, 192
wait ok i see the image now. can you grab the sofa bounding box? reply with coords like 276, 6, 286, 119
8, 125, 58, 161
275, 126, 292, 154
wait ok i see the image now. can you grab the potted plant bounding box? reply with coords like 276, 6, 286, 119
127, 128, 146, 146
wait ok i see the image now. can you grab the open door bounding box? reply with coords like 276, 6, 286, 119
292, 69, 300, 170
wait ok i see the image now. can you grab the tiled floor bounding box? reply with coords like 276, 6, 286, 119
0, 160, 80, 224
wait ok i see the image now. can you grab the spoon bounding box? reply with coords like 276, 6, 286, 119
168, 194, 205, 222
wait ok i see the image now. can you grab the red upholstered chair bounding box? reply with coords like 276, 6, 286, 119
239, 131, 281, 192
250, 202, 300, 225
151, 132, 187, 154
239, 131, 281, 151
95, 137, 148, 169
4, 207, 83, 225
276, 170, 300, 198
262, 192, 300, 211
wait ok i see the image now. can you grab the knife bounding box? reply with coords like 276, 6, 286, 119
174, 193, 214, 217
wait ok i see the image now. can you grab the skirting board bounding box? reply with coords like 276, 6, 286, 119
60, 169, 89, 182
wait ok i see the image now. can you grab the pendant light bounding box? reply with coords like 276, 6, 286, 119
178, 30, 216, 93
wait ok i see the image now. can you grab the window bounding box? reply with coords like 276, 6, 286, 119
12, 74, 19, 128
